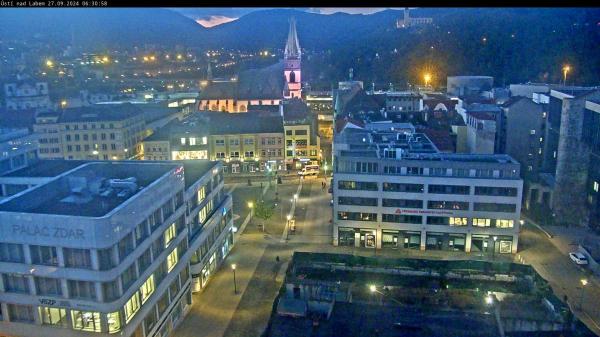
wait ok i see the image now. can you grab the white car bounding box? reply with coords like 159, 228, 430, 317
569, 252, 588, 265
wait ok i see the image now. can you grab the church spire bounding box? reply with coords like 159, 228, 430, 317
284, 17, 301, 60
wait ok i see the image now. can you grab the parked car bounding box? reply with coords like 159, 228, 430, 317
569, 252, 588, 265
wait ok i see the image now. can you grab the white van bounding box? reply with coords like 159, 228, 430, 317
298, 164, 319, 176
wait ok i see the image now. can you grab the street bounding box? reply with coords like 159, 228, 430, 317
175, 176, 600, 337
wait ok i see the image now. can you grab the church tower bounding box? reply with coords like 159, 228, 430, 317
283, 17, 302, 99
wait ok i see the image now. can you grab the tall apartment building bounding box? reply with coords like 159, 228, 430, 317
33, 104, 146, 160
0, 160, 233, 337
332, 125, 523, 255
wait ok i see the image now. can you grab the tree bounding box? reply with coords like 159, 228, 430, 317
254, 199, 275, 232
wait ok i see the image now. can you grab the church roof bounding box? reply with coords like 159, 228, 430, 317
284, 17, 301, 59
199, 61, 284, 101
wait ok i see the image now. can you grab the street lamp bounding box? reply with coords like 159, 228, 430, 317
562, 65, 571, 85
424, 73, 432, 87
492, 236, 498, 260
485, 294, 494, 305
580, 278, 588, 310
231, 264, 238, 294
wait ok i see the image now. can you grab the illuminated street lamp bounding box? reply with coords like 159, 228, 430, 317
562, 65, 571, 85
60, 100, 67, 108
247, 201, 254, 209
424, 73, 432, 87
485, 294, 494, 305
579, 278, 588, 310
231, 264, 237, 294
492, 236, 498, 260
45, 59, 54, 68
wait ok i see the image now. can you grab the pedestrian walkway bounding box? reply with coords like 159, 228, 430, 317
175, 180, 297, 337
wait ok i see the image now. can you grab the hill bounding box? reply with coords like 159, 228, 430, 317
0, 8, 599, 86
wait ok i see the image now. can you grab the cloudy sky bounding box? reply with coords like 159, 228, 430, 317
172, 8, 398, 27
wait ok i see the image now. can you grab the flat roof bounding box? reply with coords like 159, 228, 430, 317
0, 162, 178, 217
1, 160, 88, 178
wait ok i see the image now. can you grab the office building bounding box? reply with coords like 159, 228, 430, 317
332, 125, 523, 254
33, 104, 146, 160
0, 128, 39, 177
0, 160, 233, 337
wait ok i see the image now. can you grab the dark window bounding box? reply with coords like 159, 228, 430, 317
428, 184, 470, 195
30, 245, 58, 266
0, 243, 24, 263
63, 248, 92, 269
473, 203, 517, 213
338, 197, 378, 206
382, 199, 423, 208
474, 186, 518, 196
381, 214, 422, 224
382, 183, 423, 193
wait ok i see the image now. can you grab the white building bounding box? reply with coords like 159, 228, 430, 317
332, 126, 523, 255
4, 80, 52, 111
0, 160, 233, 337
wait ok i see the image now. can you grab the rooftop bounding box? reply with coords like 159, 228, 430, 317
1, 160, 88, 178
204, 111, 284, 135
0, 162, 178, 217
58, 103, 144, 123
199, 61, 284, 101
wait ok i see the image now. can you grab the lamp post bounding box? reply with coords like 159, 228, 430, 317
369, 285, 401, 306
579, 278, 588, 310
491, 236, 498, 260
286, 214, 292, 240
231, 264, 237, 294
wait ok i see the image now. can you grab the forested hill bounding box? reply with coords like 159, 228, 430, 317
0, 8, 598, 86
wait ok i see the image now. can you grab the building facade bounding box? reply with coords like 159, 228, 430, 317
4, 80, 52, 111
332, 127, 523, 255
33, 104, 146, 160
0, 160, 233, 337
0, 128, 39, 177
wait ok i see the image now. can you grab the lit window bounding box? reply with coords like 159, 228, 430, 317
496, 219, 514, 228
164, 223, 177, 248
594, 181, 599, 193
197, 186, 206, 203
449, 217, 468, 226
472, 218, 491, 227
201, 136, 208, 145
39, 307, 67, 327
530, 129, 536, 135
123, 292, 141, 323
167, 248, 179, 272
107, 311, 121, 333
180, 137, 186, 145
139, 275, 155, 304
189, 137, 196, 146
72, 310, 101, 332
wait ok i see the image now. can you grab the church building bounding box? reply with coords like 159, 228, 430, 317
198, 18, 302, 113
